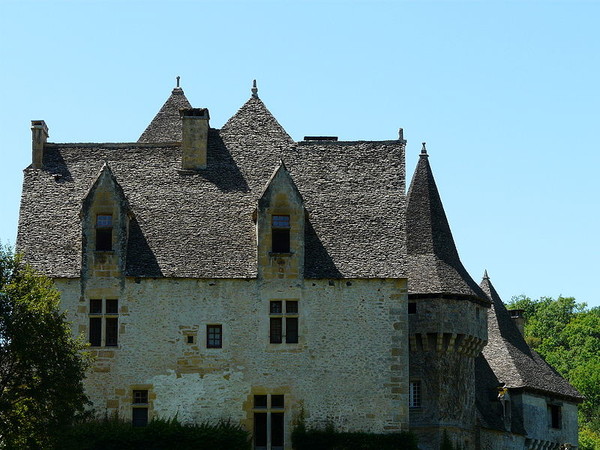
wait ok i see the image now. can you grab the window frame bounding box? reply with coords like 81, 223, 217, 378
88, 298, 119, 347
269, 300, 299, 344
95, 214, 113, 251
206, 324, 223, 349
271, 215, 291, 254
132, 389, 149, 427
409, 380, 422, 409
253, 394, 285, 450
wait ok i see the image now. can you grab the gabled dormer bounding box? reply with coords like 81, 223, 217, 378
81, 163, 132, 279
256, 161, 305, 280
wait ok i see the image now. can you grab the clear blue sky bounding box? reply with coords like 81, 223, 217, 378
1, 1, 598, 307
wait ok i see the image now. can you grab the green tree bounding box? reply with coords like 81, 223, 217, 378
0, 246, 90, 449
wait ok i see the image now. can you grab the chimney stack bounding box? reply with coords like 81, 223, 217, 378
31, 120, 49, 169
509, 309, 525, 336
180, 108, 210, 170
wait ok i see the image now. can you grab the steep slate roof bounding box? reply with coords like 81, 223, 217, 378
480, 272, 582, 401
17, 90, 407, 279
406, 146, 489, 303
138, 87, 192, 143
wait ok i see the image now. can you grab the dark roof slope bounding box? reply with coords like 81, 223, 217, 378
17, 94, 407, 279
406, 147, 489, 303
480, 272, 582, 401
138, 87, 192, 143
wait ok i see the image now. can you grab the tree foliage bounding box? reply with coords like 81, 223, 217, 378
507, 295, 600, 449
0, 246, 90, 449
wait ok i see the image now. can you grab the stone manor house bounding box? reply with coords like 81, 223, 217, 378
17, 81, 582, 449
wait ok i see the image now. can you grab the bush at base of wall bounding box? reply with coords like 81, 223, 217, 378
291, 422, 418, 450
57, 416, 251, 450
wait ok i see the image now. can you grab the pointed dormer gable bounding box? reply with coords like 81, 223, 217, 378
138, 86, 192, 143
81, 163, 132, 278
220, 81, 294, 145
480, 272, 582, 400
406, 144, 489, 303
256, 161, 305, 280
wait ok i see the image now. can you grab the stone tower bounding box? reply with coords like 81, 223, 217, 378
406, 145, 490, 449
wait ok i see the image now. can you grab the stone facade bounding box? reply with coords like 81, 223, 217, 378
17, 82, 582, 449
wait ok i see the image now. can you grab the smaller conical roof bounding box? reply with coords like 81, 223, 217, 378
480, 272, 582, 401
406, 146, 489, 303
138, 86, 192, 143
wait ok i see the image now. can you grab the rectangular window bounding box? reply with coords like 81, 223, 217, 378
409, 381, 421, 408
88, 298, 119, 347
548, 404, 561, 429
408, 302, 417, 314
207, 324, 222, 348
269, 300, 299, 344
96, 214, 113, 251
253, 394, 285, 450
132, 390, 149, 427
271, 215, 290, 253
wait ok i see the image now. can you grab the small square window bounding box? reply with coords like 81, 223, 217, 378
207, 325, 222, 348
270, 301, 283, 314
186, 335, 194, 344
271, 395, 284, 409
90, 299, 102, 314
106, 299, 119, 314
133, 390, 148, 404
286, 301, 298, 314
254, 395, 268, 409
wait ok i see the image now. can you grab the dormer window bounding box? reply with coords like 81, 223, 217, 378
271, 215, 290, 253
96, 214, 113, 251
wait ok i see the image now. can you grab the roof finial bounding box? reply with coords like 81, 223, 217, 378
176, 76, 180, 88
420, 142, 428, 157
483, 269, 490, 280
251, 79, 259, 99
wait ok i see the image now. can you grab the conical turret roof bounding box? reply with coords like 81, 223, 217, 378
406, 145, 489, 303
138, 86, 192, 143
480, 272, 582, 400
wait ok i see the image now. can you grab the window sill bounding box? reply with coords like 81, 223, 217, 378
269, 252, 293, 257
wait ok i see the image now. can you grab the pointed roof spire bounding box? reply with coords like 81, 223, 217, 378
406, 149, 489, 303
138, 83, 192, 143
483, 269, 489, 280
251, 79, 259, 99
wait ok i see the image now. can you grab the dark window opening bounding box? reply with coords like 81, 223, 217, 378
207, 325, 222, 348
95, 215, 113, 251
132, 390, 149, 427
286, 318, 298, 344
187, 335, 194, 344
270, 301, 283, 314
254, 412, 267, 447
270, 318, 283, 344
271, 215, 290, 253
408, 302, 417, 314
105, 317, 118, 346
271, 395, 284, 409
133, 390, 148, 404
254, 395, 268, 409
549, 404, 561, 429
89, 317, 102, 347
90, 299, 102, 314
271, 412, 284, 448
286, 301, 298, 314
106, 299, 119, 314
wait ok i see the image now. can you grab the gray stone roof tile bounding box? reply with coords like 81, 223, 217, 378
138, 87, 192, 143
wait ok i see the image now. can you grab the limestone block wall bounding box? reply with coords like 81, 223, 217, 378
520, 393, 578, 448
55, 276, 408, 449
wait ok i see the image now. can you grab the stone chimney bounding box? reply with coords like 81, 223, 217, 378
180, 108, 210, 170
509, 309, 525, 336
31, 120, 49, 169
